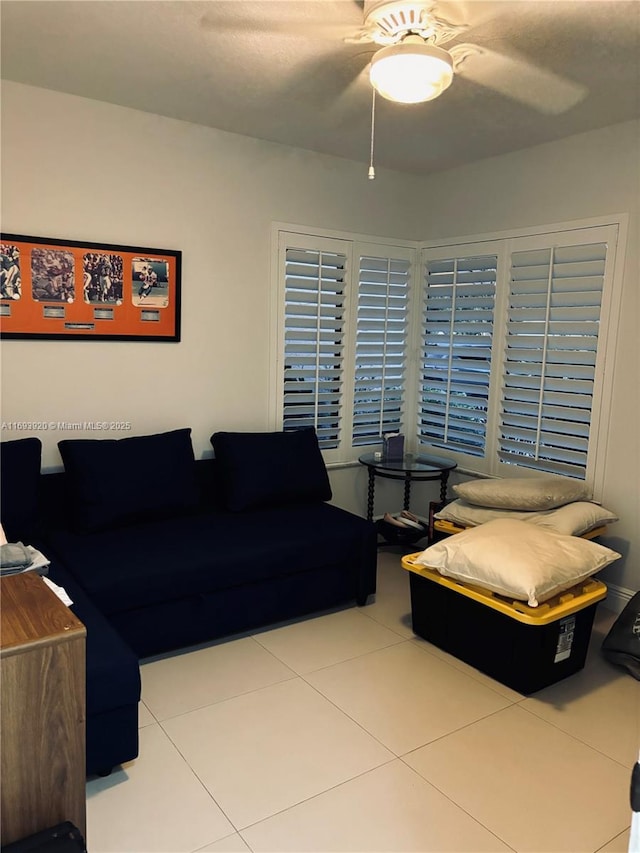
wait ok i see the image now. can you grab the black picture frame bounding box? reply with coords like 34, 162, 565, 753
0, 233, 181, 342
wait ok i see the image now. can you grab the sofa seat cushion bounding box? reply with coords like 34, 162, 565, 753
46, 561, 141, 716
46, 503, 372, 617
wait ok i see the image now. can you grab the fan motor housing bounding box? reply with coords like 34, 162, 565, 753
363, 0, 438, 41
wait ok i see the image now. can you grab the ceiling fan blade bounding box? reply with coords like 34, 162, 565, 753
344, 27, 379, 45
200, 16, 354, 42
199, 1, 364, 42
333, 53, 376, 108
281, 48, 372, 111
450, 43, 588, 115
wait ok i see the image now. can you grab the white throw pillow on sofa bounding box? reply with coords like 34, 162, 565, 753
413, 518, 620, 607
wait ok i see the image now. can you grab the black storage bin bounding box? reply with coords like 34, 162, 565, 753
402, 555, 607, 695
1, 823, 86, 853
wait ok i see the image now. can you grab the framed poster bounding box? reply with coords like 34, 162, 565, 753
0, 233, 181, 341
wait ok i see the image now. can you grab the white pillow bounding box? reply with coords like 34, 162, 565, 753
435, 499, 618, 537
413, 518, 620, 607
453, 476, 591, 510
436, 501, 541, 527
528, 502, 618, 536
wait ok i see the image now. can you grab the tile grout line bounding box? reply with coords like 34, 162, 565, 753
140, 635, 299, 722
157, 719, 245, 843
405, 636, 526, 704
154, 676, 394, 838
250, 611, 407, 670
296, 643, 519, 763
517, 700, 640, 771
593, 827, 633, 853
399, 706, 633, 853
398, 755, 519, 853
232, 756, 396, 836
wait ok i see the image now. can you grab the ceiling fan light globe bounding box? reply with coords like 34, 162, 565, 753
370, 42, 454, 104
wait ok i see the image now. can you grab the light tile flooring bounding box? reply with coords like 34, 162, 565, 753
86, 550, 639, 853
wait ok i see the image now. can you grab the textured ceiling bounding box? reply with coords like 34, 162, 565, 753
2, 0, 639, 175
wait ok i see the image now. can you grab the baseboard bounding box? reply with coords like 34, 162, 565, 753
602, 583, 635, 614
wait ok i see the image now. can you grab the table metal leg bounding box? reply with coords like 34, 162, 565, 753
440, 471, 450, 504
367, 469, 375, 522
403, 475, 412, 511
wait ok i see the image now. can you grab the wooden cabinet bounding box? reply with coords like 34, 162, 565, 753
1, 573, 86, 847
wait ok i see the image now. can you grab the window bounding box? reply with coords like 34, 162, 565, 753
418, 246, 500, 457
281, 236, 349, 451
352, 251, 411, 446
498, 235, 612, 480
419, 224, 620, 483
277, 229, 415, 463
275, 219, 620, 485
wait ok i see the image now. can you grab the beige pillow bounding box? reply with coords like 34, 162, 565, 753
435, 499, 618, 537
528, 502, 618, 536
436, 501, 540, 527
453, 476, 591, 510
413, 518, 620, 607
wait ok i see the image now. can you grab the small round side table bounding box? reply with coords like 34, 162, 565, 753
358, 451, 457, 523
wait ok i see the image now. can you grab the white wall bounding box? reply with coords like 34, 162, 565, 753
417, 121, 640, 596
0, 81, 424, 465
2, 82, 638, 596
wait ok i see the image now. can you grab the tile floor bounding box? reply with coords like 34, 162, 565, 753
86, 549, 639, 853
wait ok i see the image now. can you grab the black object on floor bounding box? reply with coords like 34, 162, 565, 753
601, 591, 640, 679
1, 822, 86, 853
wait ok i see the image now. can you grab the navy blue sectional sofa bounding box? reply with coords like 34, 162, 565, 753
1, 429, 377, 777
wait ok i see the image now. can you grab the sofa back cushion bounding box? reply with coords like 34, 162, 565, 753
210, 428, 332, 511
0, 437, 42, 541
59, 428, 199, 532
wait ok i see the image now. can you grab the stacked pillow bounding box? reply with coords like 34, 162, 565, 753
435, 476, 617, 537
420, 476, 622, 606
452, 476, 591, 510
413, 518, 621, 607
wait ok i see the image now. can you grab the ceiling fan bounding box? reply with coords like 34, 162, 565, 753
347, 0, 470, 48
346, 0, 587, 112
200, 0, 586, 116
198, 0, 587, 177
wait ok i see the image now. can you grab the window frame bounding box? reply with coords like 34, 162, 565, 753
271, 215, 626, 493
418, 216, 626, 496
271, 223, 419, 466
352, 244, 414, 449
278, 231, 352, 463
418, 239, 506, 464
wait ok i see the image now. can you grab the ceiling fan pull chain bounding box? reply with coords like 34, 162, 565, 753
368, 87, 376, 180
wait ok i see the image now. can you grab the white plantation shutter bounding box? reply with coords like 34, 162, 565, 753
275, 218, 620, 480
283, 244, 347, 450
418, 250, 498, 456
499, 233, 613, 479
352, 252, 411, 446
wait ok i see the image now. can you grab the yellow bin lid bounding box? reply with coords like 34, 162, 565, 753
433, 519, 609, 542
401, 553, 607, 626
